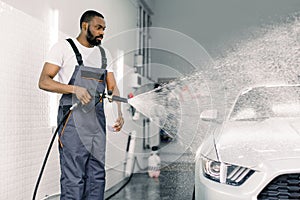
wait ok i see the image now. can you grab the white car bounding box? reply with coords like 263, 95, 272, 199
195, 84, 300, 200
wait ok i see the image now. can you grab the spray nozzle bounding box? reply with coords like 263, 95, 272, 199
105, 90, 113, 102
104, 90, 128, 103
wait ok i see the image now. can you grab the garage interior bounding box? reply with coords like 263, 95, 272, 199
1, 0, 300, 199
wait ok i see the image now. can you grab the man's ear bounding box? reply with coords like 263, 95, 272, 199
82, 22, 88, 31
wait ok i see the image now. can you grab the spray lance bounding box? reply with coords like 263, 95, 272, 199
104, 90, 128, 103
32, 91, 128, 200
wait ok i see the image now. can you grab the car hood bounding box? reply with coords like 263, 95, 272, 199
216, 118, 300, 168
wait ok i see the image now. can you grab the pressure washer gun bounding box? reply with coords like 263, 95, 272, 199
104, 90, 128, 103
69, 90, 128, 113
71, 90, 128, 112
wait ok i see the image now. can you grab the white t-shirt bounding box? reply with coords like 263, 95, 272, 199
45, 38, 113, 84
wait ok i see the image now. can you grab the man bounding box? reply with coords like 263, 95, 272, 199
38, 10, 124, 199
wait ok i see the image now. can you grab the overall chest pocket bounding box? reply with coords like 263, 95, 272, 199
72, 65, 107, 113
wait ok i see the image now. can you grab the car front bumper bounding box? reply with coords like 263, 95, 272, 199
195, 157, 300, 200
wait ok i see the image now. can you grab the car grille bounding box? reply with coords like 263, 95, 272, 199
257, 173, 300, 200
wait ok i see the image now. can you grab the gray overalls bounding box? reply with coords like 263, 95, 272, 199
57, 38, 107, 200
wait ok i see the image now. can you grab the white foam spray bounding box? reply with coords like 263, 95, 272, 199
129, 14, 300, 160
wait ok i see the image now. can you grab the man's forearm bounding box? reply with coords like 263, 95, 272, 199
39, 75, 75, 94
112, 86, 122, 117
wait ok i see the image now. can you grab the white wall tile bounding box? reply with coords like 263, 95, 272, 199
0, 1, 60, 199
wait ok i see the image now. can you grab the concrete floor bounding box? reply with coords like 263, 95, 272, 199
43, 162, 195, 200
43, 140, 195, 200
105, 162, 195, 200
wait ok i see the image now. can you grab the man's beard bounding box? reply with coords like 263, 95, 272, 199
86, 25, 103, 46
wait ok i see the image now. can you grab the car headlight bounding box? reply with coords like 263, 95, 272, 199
201, 156, 254, 186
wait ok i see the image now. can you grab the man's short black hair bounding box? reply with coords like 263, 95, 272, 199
80, 10, 104, 29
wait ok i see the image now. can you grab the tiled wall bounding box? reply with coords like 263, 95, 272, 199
0, 2, 60, 199
0, 1, 156, 199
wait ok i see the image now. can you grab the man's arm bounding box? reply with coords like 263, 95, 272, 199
106, 72, 124, 131
38, 62, 91, 105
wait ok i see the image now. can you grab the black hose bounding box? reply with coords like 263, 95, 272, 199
32, 109, 71, 200
33, 105, 132, 200
105, 131, 137, 199
105, 157, 136, 200
192, 184, 195, 200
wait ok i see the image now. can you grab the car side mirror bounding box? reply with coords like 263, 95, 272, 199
200, 109, 218, 122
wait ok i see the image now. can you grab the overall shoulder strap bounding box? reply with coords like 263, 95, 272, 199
66, 38, 83, 66
98, 46, 107, 69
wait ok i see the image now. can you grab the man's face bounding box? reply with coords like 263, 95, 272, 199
85, 16, 106, 46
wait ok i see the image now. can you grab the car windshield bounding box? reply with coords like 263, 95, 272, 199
229, 85, 300, 121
